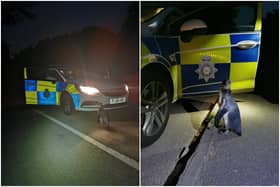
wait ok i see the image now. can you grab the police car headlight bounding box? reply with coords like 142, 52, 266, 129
125, 84, 129, 93
80, 86, 100, 95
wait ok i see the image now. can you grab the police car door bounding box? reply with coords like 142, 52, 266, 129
177, 3, 261, 96
24, 68, 62, 105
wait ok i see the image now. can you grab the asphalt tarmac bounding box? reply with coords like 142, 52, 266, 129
141, 102, 205, 185
178, 94, 278, 185
1, 104, 139, 185
141, 93, 278, 186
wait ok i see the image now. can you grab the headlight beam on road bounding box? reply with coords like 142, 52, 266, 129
33, 109, 139, 170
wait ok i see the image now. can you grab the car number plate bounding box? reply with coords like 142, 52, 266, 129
110, 97, 126, 104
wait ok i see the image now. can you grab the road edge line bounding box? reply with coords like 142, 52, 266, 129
33, 109, 139, 170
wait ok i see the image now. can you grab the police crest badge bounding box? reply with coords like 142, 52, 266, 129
195, 56, 218, 82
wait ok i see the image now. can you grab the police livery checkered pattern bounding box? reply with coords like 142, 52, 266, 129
24, 79, 80, 108
142, 32, 261, 99
141, 4, 262, 101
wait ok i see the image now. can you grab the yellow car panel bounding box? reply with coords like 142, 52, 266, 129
56, 92, 61, 105
25, 91, 38, 104
170, 64, 182, 101
179, 34, 231, 65
37, 80, 56, 92
66, 84, 80, 94
230, 62, 258, 81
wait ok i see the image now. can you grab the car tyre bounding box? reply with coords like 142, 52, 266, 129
141, 72, 171, 147
61, 93, 74, 115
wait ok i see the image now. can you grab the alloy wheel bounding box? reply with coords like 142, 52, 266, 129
141, 81, 169, 137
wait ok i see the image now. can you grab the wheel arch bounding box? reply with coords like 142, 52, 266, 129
60, 91, 73, 104
141, 62, 174, 101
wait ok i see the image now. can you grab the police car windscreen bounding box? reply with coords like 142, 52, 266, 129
60, 69, 103, 81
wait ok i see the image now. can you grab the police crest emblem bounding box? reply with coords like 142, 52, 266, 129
195, 56, 218, 82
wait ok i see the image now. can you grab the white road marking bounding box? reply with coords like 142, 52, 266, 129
33, 109, 139, 170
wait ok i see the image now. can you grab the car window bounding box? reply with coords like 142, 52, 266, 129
45, 69, 63, 81
142, 7, 184, 36
59, 69, 81, 81
156, 3, 257, 36
156, 8, 184, 35
142, 2, 208, 36
27, 68, 46, 80
59, 68, 104, 81
188, 6, 236, 34
198, 4, 257, 34
27, 68, 62, 81
232, 5, 256, 32
166, 6, 208, 36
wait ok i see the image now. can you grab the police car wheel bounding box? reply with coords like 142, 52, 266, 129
61, 94, 74, 115
141, 76, 170, 147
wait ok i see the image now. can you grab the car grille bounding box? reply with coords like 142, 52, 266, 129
81, 101, 101, 107
100, 88, 126, 97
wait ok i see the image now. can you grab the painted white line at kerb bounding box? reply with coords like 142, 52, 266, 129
33, 109, 139, 170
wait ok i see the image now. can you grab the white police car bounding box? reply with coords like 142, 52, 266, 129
24, 66, 129, 116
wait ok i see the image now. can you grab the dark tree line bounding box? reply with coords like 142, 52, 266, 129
115, 3, 139, 81
2, 2, 34, 25
13, 26, 120, 75
1, 2, 139, 107
1, 2, 35, 106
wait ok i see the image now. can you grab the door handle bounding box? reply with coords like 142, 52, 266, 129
236, 40, 257, 50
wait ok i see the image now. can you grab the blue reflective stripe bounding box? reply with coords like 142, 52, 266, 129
156, 37, 180, 64
25, 80, 37, 91
37, 92, 56, 105
175, 54, 181, 65
230, 33, 260, 62
56, 82, 67, 92
142, 37, 161, 55
71, 94, 80, 109
181, 63, 230, 94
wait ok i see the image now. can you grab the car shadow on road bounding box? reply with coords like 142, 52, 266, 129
171, 97, 245, 115
169, 99, 214, 115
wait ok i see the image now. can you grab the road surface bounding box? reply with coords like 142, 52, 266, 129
142, 93, 278, 186
141, 101, 207, 185
178, 94, 278, 185
2, 103, 139, 185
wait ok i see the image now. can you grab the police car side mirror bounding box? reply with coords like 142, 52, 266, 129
180, 31, 193, 43
180, 19, 207, 43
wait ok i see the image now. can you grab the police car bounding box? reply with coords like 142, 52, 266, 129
141, 2, 262, 146
24, 66, 129, 115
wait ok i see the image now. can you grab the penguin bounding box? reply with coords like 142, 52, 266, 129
214, 80, 242, 136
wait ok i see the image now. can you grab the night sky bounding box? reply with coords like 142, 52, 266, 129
2, 1, 131, 55
2, 1, 278, 56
